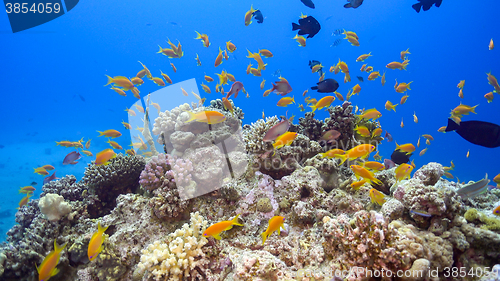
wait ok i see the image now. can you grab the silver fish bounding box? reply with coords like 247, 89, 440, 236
43, 172, 59, 184
263, 118, 290, 142
456, 174, 490, 199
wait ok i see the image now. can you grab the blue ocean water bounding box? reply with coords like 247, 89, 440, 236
0, 0, 499, 241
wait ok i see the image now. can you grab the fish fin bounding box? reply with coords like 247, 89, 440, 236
231, 214, 244, 226
344, 3, 352, 8
292, 22, 300, 31
412, 3, 422, 13
104, 75, 113, 86
311, 86, 318, 90
445, 118, 460, 132
51, 267, 60, 276
261, 232, 267, 245
338, 154, 348, 165
185, 111, 196, 123
98, 222, 109, 234
213, 234, 222, 240
223, 225, 234, 231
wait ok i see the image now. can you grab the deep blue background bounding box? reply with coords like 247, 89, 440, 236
0, 0, 499, 241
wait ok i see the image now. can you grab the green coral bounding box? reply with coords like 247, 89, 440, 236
464, 208, 500, 231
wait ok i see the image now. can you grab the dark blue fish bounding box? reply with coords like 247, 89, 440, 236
445, 119, 500, 148
344, 0, 364, 8
330, 38, 342, 47
43, 172, 59, 184
385, 131, 393, 142
252, 10, 263, 23
357, 76, 364, 82
309, 60, 323, 77
300, 0, 315, 8
391, 150, 411, 165
311, 79, 339, 93
30, 181, 38, 186
292, 16, 321, 38
63, 151, 81, 165
412, 0, 442, 13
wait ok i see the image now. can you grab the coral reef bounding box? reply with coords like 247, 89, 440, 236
134, 212, 208, 281
82, 154, 146, 218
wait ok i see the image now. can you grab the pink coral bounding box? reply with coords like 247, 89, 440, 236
139, 154, 193, 191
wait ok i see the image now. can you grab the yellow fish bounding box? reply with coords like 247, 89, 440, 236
95, 148, 117, 166
88, 222, 109, 261
273, 132, 298, 151
203, 214, 243, 240
36, 239, 67, 281
261, 216, 285, 245
369, 188, 386, 206
277, 96, 295, 107
185, 110, 226, 124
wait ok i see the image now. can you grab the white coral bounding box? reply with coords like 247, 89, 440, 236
136, 212, 208, 281
38, 193, 71, 221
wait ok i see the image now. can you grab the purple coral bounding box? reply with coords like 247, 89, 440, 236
139, 154, 193, 191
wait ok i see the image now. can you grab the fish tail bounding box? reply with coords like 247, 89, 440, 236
261, 231, 267, 245
185, 111, 197, 123
309, 105, 317, 113
194, 31, 201, 39
157, 45, 164, 53
372, 177, 382, 185
54, 238, 67, 253
338, 154, 348, 165
231, 214, 244, 226
97, 130, 104, 136
292, 23, 300, 31
98, 222, 109, 233
407, 81, 413, 90
445, 118, 460, 132
104, 75, 113, 86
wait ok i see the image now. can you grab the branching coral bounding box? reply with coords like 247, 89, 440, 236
135, 212, 209, 281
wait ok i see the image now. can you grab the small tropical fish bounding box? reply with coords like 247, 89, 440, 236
309, 96, 335, 112
354, 126, 371, 137
292, 15, 321, 38
332, 29, 342, 36
19, 186, 36, 193
107, 139, 123, 150
367, 71, 381, 81
359, 108, 382, 120
362, 161, 385, 171
400, 48, 411, 60
401, 118, 404, 128
351, 179, 367, 190
356, 52, 372, 62
384, 131, 393, 142
410, 209, 432, 217
451, 103, 478, 116
226, 81, 245, 98
413, 112, 418, 123
371, 128, 382, 138
137, 61, 152, 79
395, 142, 415, 154
293, 35, 306, 47
110, 87, 126, 97
244, 5, 257, 26
400, 95, 409, 105
386, 61, 409, 70
194, 31, 210, 47
203, 214, 243, 240
381, 71, 386, 86
490, 38, 494, 51
222, 97, 234, 115
185, 110, 226, 124
320, 130, 341, 142
104, 75, 134, 90
351, 165, 382, 185
214, 47, 223, 67
277, 96, 295, 107
344, 0, 364, 9
385, 100, 398, 112
419, 147, 428, 157
261, 216, 285, 245
226, 41, 237, 52
319, 148, 345, 159
466, 150, 470, 158
247, 50, 267, 70
36, 239, 67, 281
88, 222, 109, 261
311, 78, 339, 93
259, 49, 273, 58
95, 149, 117, 166
63, 151, 81, 165
34, 167, 49, 176
330, 38, 342, 47
82, 150, 93, 157
263, 118, 291, 142
97, 130, 122, 138
384, 159, 396, 169
273, 132, 298, 151
43, 172, 59, 184
369, 188, 386, 205
456, 174, 490, 199
338, 144, 376, 165
271, 79, 293, 96
485, 92, 494, 103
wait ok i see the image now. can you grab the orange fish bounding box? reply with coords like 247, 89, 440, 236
310, 96, 335, 112
95, 148, 116, 166
195, 53, 202, 66
97, 130, 121, 138
351, 179, 367, 190
400, 48, 411, 60
104, 75, 134, 90
160, 70, 172, 84
36, 239, 67, 281
358, 108, 382, 120
369, 188, 386, 206
110, 87, 126, 97
350, 165, 382, 185
88, 222, 109, 261
226, 41, 237, 52
385, 100, 398, 112
293, 35, 306, 47
485, 92, 494, 103
137, 61, 152, 79
354, 126, 371, 137
244, 5, 257, 26
273, 132, 298, 151
381, 71, 386, 86
395, 142, 415, 154
356, 52, 372, 62
185, 110, 226, 124
18, 194, 32, 208
151, 77, 165, 87
204, 75, 214, 82
352, 84, 361, 95
259, 49, 273, 57
214, 47, 223, 67
489, 38, 494, 51
386, 61, 408, 70
261, 216, 285, 245
400, 95, 409, 105
487, 72, 500, 93
338, 144, 376, 165
195, 31, 210, 47
203, 214, 243, 240
277, 96, 295, 107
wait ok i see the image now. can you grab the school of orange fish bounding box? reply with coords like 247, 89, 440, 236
14, 7, 500, 279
